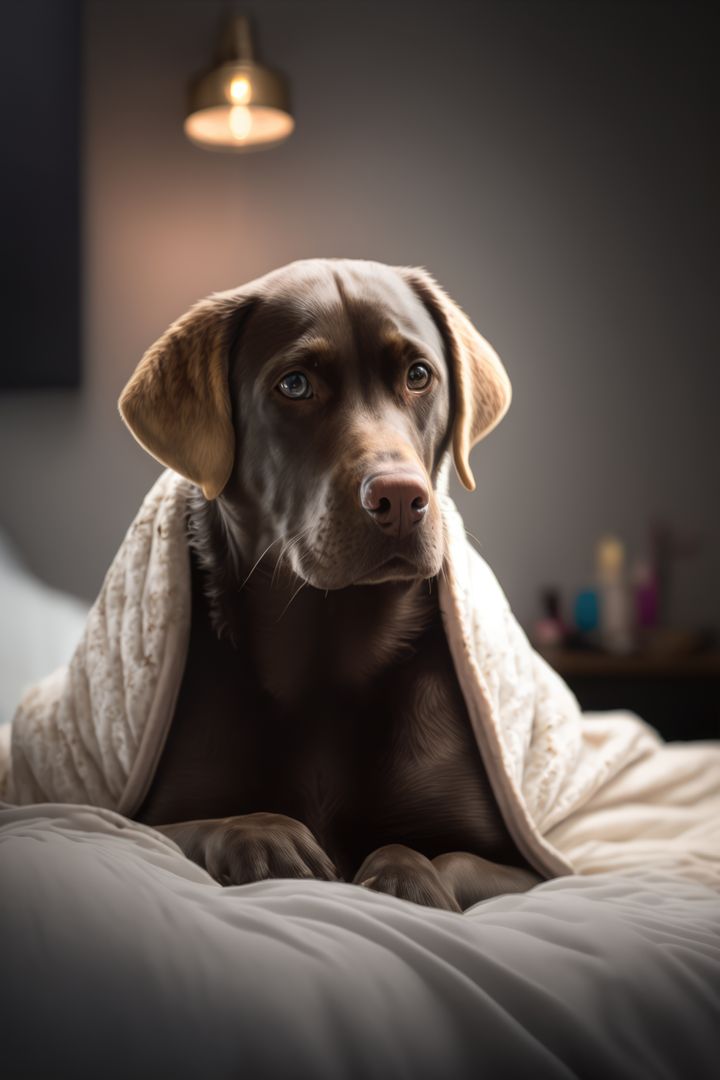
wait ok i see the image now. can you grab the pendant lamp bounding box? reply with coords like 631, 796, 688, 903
184, 16, 294, 152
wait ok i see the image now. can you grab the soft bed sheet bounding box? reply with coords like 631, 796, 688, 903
1, 802, 718, 1080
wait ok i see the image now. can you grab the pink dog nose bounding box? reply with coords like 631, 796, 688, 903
360, 471, 429, 538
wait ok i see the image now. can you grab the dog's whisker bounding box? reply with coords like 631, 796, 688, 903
271, 541, 292, 588
271, 524, 315, 588
270, 533, 299, 589
284, 529, 312, 562
464, 529, 483, 550
276, 579, 307, 622
238, 535, 284, 592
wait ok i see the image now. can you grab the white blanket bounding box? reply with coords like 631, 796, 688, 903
1, 801, 718, 1079
2, 469, 719, 887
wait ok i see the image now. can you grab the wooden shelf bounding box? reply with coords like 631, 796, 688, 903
539, 648, 720, 679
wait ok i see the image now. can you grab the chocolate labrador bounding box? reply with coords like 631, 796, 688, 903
119, 258, 541, 912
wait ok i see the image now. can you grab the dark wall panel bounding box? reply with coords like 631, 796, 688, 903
0, 0, 81, 388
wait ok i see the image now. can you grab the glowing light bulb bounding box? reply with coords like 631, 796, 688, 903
229, 75, 251, 103
228, 105, 252, 140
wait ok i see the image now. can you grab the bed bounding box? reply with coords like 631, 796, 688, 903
1, 531, 718, 1079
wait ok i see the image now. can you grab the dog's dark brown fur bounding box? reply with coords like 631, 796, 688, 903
128, 260, 541, 912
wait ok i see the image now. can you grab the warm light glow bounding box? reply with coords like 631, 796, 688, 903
185, 16, 292, 153
229, 105, 252, 140
229, 75, 251, 103
184, 105, 295, 151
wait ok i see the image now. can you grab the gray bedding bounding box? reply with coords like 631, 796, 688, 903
1, 801, 719, 1079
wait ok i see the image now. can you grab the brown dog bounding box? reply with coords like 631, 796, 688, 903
119, 259, 540, 912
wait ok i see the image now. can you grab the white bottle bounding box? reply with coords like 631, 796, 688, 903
596, 536, 634, 654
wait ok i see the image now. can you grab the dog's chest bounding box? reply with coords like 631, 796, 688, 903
282, 626, 516, 877
138, 568, 521, 880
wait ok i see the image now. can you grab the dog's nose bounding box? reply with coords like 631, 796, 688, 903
360, 472, 429, 538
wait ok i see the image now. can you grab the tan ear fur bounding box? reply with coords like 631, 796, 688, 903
118, 290, 251, 500
399, 268, 512, 491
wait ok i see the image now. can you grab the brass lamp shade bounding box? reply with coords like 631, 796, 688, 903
184, 16, 294, 152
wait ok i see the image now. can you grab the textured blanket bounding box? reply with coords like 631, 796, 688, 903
1, 469, 719, 886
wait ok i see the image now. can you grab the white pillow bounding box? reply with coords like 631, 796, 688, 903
0, 532, 89, 726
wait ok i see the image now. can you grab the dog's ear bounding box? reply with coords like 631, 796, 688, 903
118, 290, 253, 500
399, 267, 512, 491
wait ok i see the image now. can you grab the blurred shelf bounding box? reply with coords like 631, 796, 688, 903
538, 648, 720, 742
539, 648, 720, 679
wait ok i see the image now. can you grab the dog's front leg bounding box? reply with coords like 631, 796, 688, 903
353, 844, 462, 912
431, 852, 542, 910
153, 812, 338, 887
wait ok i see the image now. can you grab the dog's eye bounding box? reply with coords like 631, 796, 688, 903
278, 372, 312, 399
407, 362, 432, 391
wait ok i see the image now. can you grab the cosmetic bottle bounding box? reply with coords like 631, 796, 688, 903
596, 535, 634, 654
632, 557, 659, 630
573, 589, 599, 639
533, 587, 566, 648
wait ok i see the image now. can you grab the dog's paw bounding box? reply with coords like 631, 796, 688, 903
432, 851, 543, 908
196, 812, 338, 886
353, 844, 461, 913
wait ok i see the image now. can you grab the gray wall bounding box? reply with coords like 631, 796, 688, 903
1, 0, 718, 632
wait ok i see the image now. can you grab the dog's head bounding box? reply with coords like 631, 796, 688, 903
119, 259, 510, 589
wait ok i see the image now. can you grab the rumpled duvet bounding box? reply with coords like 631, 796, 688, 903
1, 469, 719, 887
1, 800, 719, 1080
